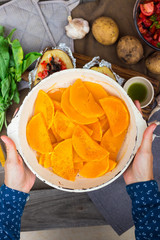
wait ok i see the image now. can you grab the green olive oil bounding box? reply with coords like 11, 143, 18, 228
127, 82, 147, 103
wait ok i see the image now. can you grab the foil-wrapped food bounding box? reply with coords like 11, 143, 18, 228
29, 43, 76, 87
83, 56, 125, 86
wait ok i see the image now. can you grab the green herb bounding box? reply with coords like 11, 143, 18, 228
150, 15, 157, 22
0, 26, 42, 132
157, 42, 160, 48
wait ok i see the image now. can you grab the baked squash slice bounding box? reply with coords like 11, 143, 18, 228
35, 49, 73, 85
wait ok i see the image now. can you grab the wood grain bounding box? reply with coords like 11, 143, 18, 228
21, 188, 106, 231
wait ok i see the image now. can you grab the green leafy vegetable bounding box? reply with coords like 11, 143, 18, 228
0, 26, 42, 132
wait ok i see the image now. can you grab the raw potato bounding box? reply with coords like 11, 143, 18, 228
116, 36, 143, 64
145, 52, 160, 74
92, 17, 119, 45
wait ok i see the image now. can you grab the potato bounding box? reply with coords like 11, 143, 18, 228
92, 17, 119, 45
116, 36, 143, 65
145, 52, 160, 74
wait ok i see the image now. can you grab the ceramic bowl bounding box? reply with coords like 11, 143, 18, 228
7, 69, 146, 192
123, 76, 154, 108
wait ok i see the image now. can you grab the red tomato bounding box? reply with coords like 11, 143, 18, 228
150, 24, 156, 34
140, 2, 154, 16
138, 23, 147, 34
143, 18, 152, 27
156, 3, 160, 14
144, 33, 152, 42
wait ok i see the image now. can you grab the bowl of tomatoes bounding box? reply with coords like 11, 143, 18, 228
134, 0, 160, 50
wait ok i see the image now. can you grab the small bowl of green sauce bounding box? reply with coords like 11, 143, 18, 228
123, 76, 154, 108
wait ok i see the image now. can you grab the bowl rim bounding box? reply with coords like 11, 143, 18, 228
133, 0, 160, 51
7, 69, 147, 192
123, 76, 154, 108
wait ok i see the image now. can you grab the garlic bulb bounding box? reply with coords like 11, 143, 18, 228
65, 16, 90, 40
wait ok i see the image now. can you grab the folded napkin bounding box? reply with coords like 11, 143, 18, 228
88, 104, 160, 235
0, 0, 80, 53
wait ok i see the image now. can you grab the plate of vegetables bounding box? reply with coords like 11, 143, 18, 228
134, 0, 160, 50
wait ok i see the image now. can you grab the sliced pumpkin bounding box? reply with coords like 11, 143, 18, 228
80, 125, 93, 136
52, 100, 62, 111
70, 79, 104, 118
26, 113, 53, 153
34, 90, 54, 129
87, 120, 102, 141
72, 125, 109, 162
74, 162, 84, 171
47, 88, 65, 102
51, 139, 75, 181
108, 159, 117, 172
99, 115, 110, 134
100, 96, 130, 137
73, 150, 84, 163
61, 87, 97, 124
101, 128, 127, 160
54, 111, 75, 139
0, 145, 5, 167
51, 124, 63, 142
84, 81, 109, 102
79, 156, 109, 178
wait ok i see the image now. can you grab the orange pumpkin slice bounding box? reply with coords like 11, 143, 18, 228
61, 87, 97, 124
79, 156, 109, 178
84, 81, 109, 102
99, 115, 110, 134
34, 90, 54, 129
51, 139, 75, 181
87, 120, 102, 141
52, 100, 62, 111
72, 125, 109, 162
108, 159, 117, 172
54, 111, 75, 139
0, 145, 5, 167
70, 79, 104, 118
101, 128, 127, 160
47, 88, 65, 102
26, 113, 53, 153
51, 124, 63, 142
74, 162, 84, 171
100, 96, 129, 137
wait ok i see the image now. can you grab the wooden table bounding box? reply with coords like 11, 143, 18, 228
1, 53, 160, 231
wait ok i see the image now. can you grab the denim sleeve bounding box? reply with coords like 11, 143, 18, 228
126, 180, 160, 240
0, 184, 29, 240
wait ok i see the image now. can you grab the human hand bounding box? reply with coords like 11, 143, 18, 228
1, 135, 36, 193
123, 123, 156, 185
123, 100, 157, 185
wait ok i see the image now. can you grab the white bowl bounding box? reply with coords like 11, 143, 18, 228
123, 76, 154, 108
7, 69, 146, 192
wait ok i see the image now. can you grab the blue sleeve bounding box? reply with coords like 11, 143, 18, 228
126, 180, 160, 240
0, 184, 29, 240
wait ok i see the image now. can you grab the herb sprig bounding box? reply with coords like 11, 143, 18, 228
0, 26, 42, 131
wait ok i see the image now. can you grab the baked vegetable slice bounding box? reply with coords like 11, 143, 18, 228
35, 49, 73, 85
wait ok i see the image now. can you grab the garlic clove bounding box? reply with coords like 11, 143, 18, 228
65, 16, 90, 40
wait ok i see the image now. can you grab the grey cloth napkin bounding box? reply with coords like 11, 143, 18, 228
0, 0, 79, 53
88, 107, 160, 235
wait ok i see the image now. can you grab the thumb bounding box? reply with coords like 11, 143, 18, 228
1, 136, 19, 163
140, 123, 157, 152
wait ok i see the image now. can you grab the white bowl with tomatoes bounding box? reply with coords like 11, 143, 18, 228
133, 0, 160, 50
